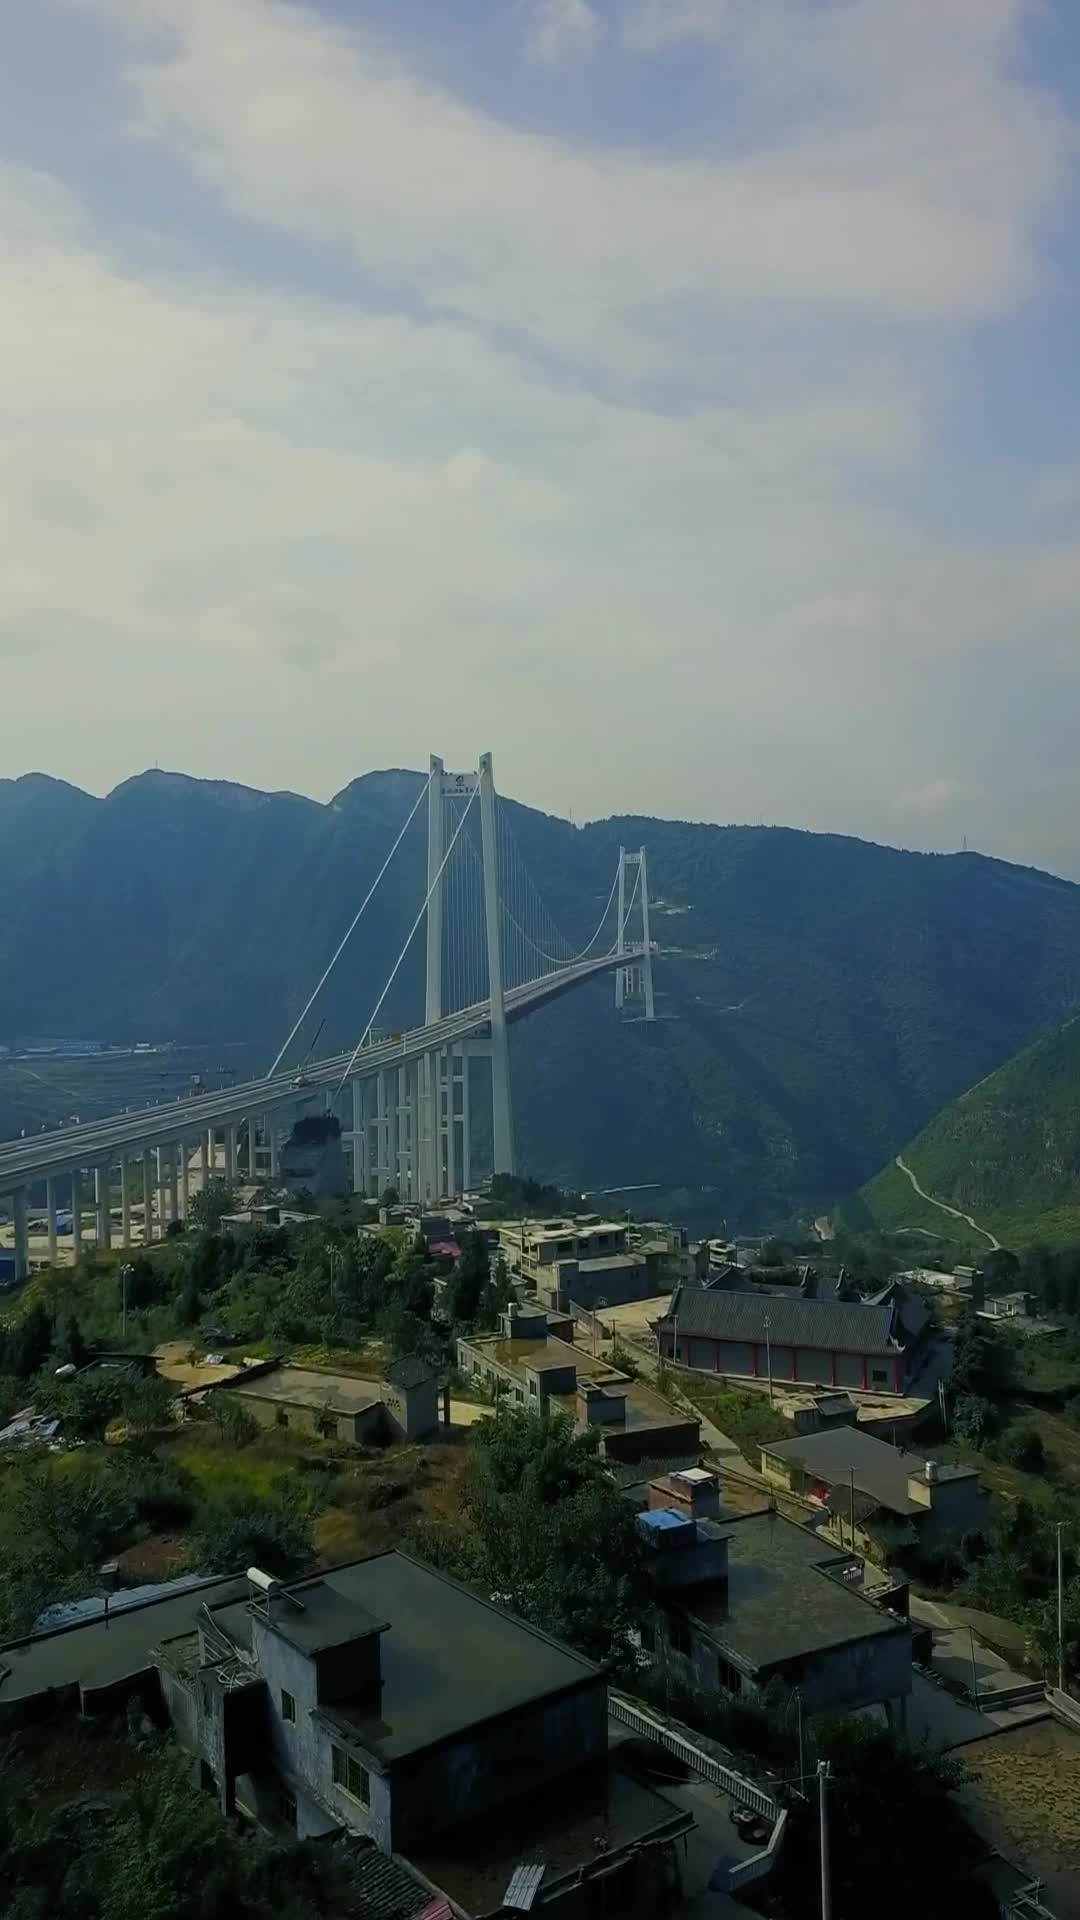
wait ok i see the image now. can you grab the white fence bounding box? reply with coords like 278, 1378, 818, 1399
609, 1690, 777, 1821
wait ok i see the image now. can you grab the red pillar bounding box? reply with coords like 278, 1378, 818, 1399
861, 1356, 868, 1390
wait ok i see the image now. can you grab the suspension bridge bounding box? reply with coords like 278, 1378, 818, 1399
0, 754, 653, 1278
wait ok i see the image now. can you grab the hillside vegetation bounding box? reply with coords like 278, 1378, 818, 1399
852, 1014, 1080, 1249
5, 770, 1080, 1226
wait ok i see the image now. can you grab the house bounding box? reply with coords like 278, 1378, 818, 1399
380, 1357, 439, 1441
653, 1285, 923, 1396
153, 1553, 693, 1916
979, 1291, 1033, 1321
218, 1359, 438, 1445
791, 1392, 857, 1436
760, 1428, 983, 1554
457, 1306, 700, 1463
630, 1470, 912, 1722
497, 1216, 632, 1275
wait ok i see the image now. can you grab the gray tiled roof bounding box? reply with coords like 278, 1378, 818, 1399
657, 1286, 902, 1356
343, 1841, 430, 1920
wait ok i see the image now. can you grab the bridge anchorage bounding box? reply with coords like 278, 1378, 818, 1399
0, 753, 653, 1277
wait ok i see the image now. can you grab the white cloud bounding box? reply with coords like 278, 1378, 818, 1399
0, 3, 1077, 873
893, 778, 961, 818
523, 0, 600, 65
64, 0, 1069, 396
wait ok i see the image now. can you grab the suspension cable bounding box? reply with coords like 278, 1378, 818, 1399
267, 769, 433, 1078
500, 859, 623, 970
619, 856, 642, 941
335, 784, 480, 1094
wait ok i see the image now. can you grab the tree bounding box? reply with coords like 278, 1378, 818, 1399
189, 1481, 313, 1578
41, 1368, 129, 1440
1, 1304, 54, 1380
120, 1371, 177, 1438
380, 1185, 401, 1209
59, 1312, 88, 1370
0, 1740, 346, 1920
952, 1393, 995, 1449
447, 1230, 490, 1326
776, 1717, 997, 1920
1000, 1424, 1046, 1473
414, 1406, 648, 1663
188, 1179, 237, 1233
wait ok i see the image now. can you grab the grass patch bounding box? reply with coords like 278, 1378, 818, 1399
669, 1368, 790, 1458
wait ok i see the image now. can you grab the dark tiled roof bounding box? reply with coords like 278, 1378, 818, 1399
343, 1841, 430, 1920
658, 1286, 902, 1356
384, 1356, 434, 1391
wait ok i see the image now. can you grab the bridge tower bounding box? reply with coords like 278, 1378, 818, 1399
423, 752, 516, 1203
614, 847, 655, 1020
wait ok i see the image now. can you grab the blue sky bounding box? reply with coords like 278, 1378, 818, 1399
3, 0, 1080, 872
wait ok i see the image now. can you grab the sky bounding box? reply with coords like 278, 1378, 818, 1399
3, 0, 1080, 871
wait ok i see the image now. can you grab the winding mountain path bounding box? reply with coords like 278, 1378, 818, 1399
895, 1154, 1001, 1251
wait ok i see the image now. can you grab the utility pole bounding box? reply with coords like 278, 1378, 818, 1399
849, 1468, 856, 1554
795, 1687, 804, 1786
1057, 1521, 1066, 1694
764, 1314, 773, 1406
817, 1760, 831, 1920
120, 1263, 131, 1342
968, 1625, 980, 1710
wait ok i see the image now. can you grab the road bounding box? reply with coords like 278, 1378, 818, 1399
895, 1154, 1000, 1251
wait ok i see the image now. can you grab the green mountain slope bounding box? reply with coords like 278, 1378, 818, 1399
5, 769, 1080, 1228
851, 1015, 1080, 1250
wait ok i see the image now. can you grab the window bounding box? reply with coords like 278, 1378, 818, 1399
281, 1689, 296, 1723
278, 1789, 297, 1829
332, 1746, 370, 1807
668, 1613, 692, 1658
871, 1368, 887, 1387
716, 1655, 743, 1695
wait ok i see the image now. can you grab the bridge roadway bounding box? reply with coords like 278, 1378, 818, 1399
0, 947, 641, 1195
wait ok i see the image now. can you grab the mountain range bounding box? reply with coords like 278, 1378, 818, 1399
5, 767, 1080, 1230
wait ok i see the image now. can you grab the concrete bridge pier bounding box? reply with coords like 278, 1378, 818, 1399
142, 1152, 154, 1245
224, 1124, 237, 1187
72, 1169, 83, 1259
169, 1147, 179, 1225
46, 1177, 58, 1265
267, 1115, 279, 1182
156, 1146, 169, 1233
95, 1166, 112, 1250
120, 1158, 132, 1248
179, 1142, 190, 1220
12, 1187, 29, 1282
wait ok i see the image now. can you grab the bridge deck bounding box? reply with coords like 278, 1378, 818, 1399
0, 948, 643, 1191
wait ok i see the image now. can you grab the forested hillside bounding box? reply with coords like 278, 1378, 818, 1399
4, 768, 1080, 1227
851, 1014, 1080, 1250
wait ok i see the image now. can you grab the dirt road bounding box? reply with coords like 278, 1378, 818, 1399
895, 1154, 1000, 1251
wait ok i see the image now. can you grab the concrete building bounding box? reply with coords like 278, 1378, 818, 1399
760, 1428, 983, 1555
153, 1553, 692, 1915
630, 1471, 912, 1720
457, 1306, 700, 1464
654, 1285, 924, 1396
978, 1291, 1033, 1321
219, 1360, 438, 1445
498, 1217, 631, 1274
